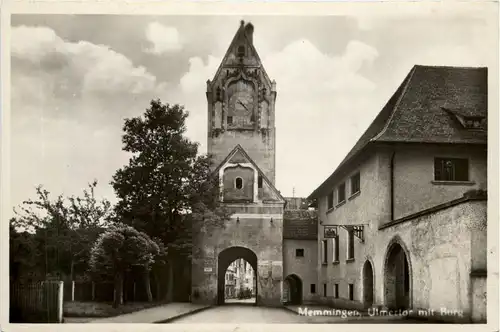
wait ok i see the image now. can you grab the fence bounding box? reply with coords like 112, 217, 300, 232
10, 281, 64, 323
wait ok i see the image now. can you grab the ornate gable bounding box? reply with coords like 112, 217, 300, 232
215, 144, 285, 204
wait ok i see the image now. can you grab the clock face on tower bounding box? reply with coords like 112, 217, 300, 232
227, 80, 255, 128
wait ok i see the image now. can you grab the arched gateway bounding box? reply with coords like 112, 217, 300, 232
283, 274, 303, 305
362, 260, 374, 307
217, 247, 258, 304
384, 240, 412, 310
190, 21, 287, 307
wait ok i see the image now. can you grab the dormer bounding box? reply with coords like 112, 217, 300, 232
441, 107, 486, 131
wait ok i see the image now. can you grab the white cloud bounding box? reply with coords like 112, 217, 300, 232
144, 22, 183, 55
10, 25, 168, 216
176, 38, 380, 197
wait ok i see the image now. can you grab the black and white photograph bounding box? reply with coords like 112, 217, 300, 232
1, 1, 498, 328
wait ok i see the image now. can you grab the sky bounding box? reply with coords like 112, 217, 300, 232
8, 12, 496, 217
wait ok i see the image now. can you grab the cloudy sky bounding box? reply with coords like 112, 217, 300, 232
9, 12, 496, 216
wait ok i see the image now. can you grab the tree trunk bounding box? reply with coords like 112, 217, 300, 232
166, 260, 174, 302
113, 273, 124, 308
70, 259, 75, 282
144, 269, 153, 302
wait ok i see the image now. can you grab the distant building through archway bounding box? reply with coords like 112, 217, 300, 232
217, 246, 258, 305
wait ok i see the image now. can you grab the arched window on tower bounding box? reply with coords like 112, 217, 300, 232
216, 87, 222, 101
235, 177, 243, 189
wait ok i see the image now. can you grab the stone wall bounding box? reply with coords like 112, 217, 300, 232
392, 145, 487, 220
191, 203, 284, 307
375, 198, 487, 322
283, 239, 318, 303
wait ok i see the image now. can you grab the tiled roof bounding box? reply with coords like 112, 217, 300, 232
374, 66, 487, 144
308, 65, 487, 199
283, 210, 318, 240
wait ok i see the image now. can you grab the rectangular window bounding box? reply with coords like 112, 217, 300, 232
227, 116, 233, 125
350, 172, 360, 195
348, 284, 354, 300
258, 175, 263, 188
334, 284, 339, 298
347, 229, 354, 260
295, 249, 304, 257
337, 182, 346, 203
434, 157, 469, 181
332, 236, 339, 262
321, 240, 328, 264
327, 191, 334, 210
310, 284, 316, 294
323, 283, 327, 297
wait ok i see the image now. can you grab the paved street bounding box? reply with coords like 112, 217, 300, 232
171, 305, 306, 323
170, 305, 431, 324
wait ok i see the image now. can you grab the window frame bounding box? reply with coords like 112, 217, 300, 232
295, 248, 304, 257
323, 283, 327, 297
350, 172, 361, 196
235, 177, 244, 189
334, 284, 339, 299
310, 284, 316, 294
332, 236, 340, 263
433, 157, 469, 182
337, 182, 346, 204
346, 229, 355, 261
321, 239, 328, 265
327, 191, 334, 210
348, 284, 354, 301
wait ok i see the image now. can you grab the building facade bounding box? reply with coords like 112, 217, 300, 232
308, 65, 488, 323
191, 20, 319, 307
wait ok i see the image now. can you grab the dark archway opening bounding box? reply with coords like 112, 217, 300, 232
384, 243, 411, 310
217, 246, 257, 305
363, 260, 374, 308
283, 274, 303, 305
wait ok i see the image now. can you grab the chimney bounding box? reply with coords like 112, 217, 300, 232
245, 22, 254, 45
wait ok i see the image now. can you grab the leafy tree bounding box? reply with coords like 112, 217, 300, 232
111, 100, 230, 301
9, 220, 43, 281
11, 181, 112, 280
89, 223, 160, 307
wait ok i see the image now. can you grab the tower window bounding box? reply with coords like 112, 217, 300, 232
237, 45, 245, 57
235, 177, 243, 189
258, 175, 263, 188
216, 87, 221, 101
227, 116, 233, 125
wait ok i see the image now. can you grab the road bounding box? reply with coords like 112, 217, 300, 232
170, 305, 430, 324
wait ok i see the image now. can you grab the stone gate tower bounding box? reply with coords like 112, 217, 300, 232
191, 20, 286, 306
206, 21, 276, 183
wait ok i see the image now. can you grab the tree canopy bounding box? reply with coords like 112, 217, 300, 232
111, 99, 230, 260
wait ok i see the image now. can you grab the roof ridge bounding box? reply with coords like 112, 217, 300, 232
414, 64, 488, 70
371, 65, 418, 142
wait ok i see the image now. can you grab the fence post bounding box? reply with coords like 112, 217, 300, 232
71, 281, 75, 302
57, 281, 64, 323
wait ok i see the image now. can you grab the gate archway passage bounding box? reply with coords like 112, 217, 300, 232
217, 246, 258, 305
362, 260, 374, 307
283, 274, 303, 305
384, 242, 411, 310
